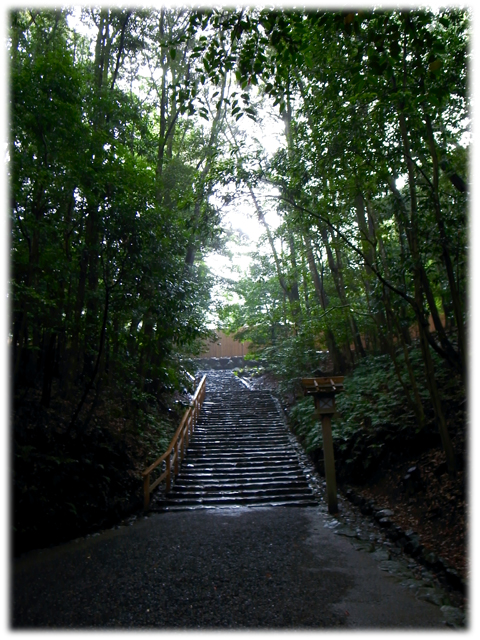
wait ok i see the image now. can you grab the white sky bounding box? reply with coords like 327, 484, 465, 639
62, 6, 285, 284
204, 91, 285, 281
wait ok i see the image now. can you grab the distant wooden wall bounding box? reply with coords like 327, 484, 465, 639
201, 315, 445, 359
200, 331, 251, 358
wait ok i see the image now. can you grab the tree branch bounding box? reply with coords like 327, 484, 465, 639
269, 193, 417, 308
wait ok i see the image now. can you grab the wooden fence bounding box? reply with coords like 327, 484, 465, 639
200, 331, 251, 358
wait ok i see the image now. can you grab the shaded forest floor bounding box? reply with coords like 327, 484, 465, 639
348, 444, 468, 584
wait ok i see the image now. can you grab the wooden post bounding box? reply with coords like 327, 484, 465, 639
143, 473, 150, 510
303, 377, 344, 516
319, 412, 338, 514
182, 428, 186, 460
174, 441, 179, 475
166, 456, 171, 493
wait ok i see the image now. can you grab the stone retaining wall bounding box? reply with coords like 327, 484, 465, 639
194, 357, 264, 370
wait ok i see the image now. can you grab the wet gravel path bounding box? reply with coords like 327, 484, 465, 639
12, 369, 467, 629
12, 505, 461, 629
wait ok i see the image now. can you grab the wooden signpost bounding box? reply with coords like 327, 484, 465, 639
301, 376, 345, 514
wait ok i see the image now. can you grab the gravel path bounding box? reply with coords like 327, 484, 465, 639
12, 504, 452, 629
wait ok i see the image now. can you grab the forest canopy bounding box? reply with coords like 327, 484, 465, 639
9, 6, 469, 550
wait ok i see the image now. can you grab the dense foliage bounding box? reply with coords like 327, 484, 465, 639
212, 7, 468, 475
9, 7, 234, 550
9, 7, 468, 552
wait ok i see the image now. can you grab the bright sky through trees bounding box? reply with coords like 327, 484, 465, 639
6, 5, 471, 602
204, 85, 285, 314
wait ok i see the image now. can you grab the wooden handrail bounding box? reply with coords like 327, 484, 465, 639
142, 374, 207, 510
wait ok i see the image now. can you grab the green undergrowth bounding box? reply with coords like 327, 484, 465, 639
285, 343, 465, 484
233, 365, 266, 378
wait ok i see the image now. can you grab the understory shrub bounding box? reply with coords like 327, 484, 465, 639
285, 341, 463, 483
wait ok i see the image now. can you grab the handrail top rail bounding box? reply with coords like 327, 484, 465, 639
142, 406, 192, 477
191, 374, 207, 400
142, 374, 207, 477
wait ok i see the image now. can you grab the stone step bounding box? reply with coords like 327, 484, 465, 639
185, 448, 293, 457
182, 460, 301, 470
191, 430, 288, 437
152, 499, 317, 512
187, 436, 292, 455
192, 438, 287, 443
190, 436, 287, 443
195, 422, 285, 428
183, 455, 298, 465
199, 408, 281, 412
200, 417, 281, 421
196, 425, 283, 429
171, 480, 310, 492
158, 493, 318, 508
166, 487, 313, 500
150, 370, 318, 510
188, 435, 290, 443
175, 470, 308, 482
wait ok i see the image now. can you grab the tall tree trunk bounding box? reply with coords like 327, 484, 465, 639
63, 246, 88, 394
354, 192, 385, 354
394, 64, 457, 472
383, 293, 426, 429
41, 332, 57, 407
185, 71, 227, 266
82, 206, 100, 378
14, 180, 44, 383
303, 233, 346, 373
335, 204, 364, 358
388, 176, 461, 373
68, 284, 110, 434
286, 228, 302, 324
422, 108, 466, 378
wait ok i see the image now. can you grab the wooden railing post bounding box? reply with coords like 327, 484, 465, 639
143, 473, 150, 510
174, 441, 179, 475
182, 425, 186, 459
166, 455, 171, 493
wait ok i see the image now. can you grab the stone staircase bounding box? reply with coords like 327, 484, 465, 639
151, 371, 318, 510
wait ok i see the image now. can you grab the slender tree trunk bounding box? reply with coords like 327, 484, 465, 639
63, 246, 88, 394
286, 228, 302, 323
41, 332, 57, 408
185, 71, 227, 266
394, 64, 457, 472
303, 233, 346, 373
68, 284, 110, 433
423, 109, 466, 378
82, 207, 100, 378
383, 294, 426, 428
